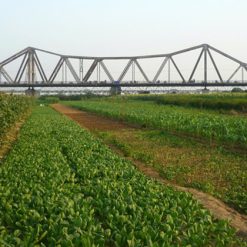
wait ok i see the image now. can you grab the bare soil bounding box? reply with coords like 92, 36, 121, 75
52, 104, 134, 131
52, 103, 247, 239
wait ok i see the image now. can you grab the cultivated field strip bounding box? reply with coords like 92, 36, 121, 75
0, 106, 243, 246
52, 103, 247, 237
132, 94, 247, 112
64, 98, 247, 149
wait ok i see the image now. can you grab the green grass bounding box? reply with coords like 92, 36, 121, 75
0, 106, 243, 246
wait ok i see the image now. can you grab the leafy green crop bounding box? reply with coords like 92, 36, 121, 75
0, 93, 32, 144
131, 93, 247, 112
0, 107, 242, 246
99, 129, 247, 214
64, 98, 247, 148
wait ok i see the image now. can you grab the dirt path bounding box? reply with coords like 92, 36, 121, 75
52, 104, 134, 131
52, 103, 247, 239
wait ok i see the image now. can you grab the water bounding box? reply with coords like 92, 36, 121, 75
1, 86, 247, 95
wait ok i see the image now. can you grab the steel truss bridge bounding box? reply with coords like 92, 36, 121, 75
0, 44, 247, 89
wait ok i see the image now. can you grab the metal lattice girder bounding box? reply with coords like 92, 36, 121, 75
97, 62, 100, 82
1, 44, 246, 65
33, 51, 48, 82
14, 53, 28, 83
100, 61, 114, 82
17, 56, 29, 83
83, 59, 98, 82
1, 44, 247, 85
1, 82, 247, 88
168, 58, 170, 82
27, 51, 36, 84
31, 47, 62, 57
207, 48, 223, 82
64, 58, 80, 83
49, 57, 64, 83
40, 44, 204, 60
188, 48, 204, 82
132, 61, 135, 82
33, 58, 46, 82
153, 57, 169, 83
204, 47, 207, 83
167, 44, 204, 58
134, 60, 150, 82
208, 45, 244, 66
241, 66, 244, 82
227, 65, 241, 82
0, 48, 29, 67
0, 67, 13, 83
170, 57, 185, 83
79, 59, 83, 81
118, 59, 133, 82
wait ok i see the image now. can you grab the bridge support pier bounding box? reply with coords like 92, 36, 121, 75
110, 81, 121, 95
25, 86, 39, 96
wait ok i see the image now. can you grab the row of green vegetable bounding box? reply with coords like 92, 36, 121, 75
131, 93, 247, 112
0, 106, 242, 246
0, 93, 32, 144
98, 129, 247, 214
64, 98, 247, 149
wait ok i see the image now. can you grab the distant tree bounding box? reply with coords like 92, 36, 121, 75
231, 88, 243, 93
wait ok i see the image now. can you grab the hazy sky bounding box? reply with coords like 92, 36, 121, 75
1, 0, 247, 81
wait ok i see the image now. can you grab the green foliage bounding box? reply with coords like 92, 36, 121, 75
101, 129, 247, 214
0, 106, 242, 246
37, 96, 59, 104
64, 98, 247, 148
58, 94, 83, 101
38, 94, 106, 104
132, 93, 247, 112
231, 88, 243, 93
0, 93, 33, 143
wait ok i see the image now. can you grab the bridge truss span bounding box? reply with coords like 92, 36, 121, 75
0, 44, 247, 87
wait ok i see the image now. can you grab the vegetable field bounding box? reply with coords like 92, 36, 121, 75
63, 96, 247, 215
132, 93, 247, 112
99, 129, 247, 214
0, 106, 242, 246
64, 98, 247, 149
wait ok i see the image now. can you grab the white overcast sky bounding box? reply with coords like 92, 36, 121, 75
1, 0, 247, 81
